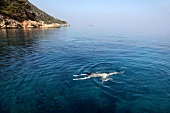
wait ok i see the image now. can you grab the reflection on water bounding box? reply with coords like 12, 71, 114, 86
0, 27, 170, 113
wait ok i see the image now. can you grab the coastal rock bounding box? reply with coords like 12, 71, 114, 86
0, 15, 69, 29
0, 17, 21, 28
0, 0, 69, 29
22, 20, 42, 28
40, 23, 60, 28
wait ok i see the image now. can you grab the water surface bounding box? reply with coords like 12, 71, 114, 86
0, 27, 170, 113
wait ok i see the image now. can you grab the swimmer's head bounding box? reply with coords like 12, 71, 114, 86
85, 72, 91, 75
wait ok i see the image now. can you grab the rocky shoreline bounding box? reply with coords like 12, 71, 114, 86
0, 15, 69, 29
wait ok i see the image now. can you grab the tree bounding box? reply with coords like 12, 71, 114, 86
0, 0, 32, 21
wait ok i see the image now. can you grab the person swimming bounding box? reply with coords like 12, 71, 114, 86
73, 71, 122, 82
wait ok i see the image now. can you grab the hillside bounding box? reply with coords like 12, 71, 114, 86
27, 1, 66, 24
0, 0, 68, 28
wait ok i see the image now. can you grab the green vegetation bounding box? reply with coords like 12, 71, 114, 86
27, 1, 66, 24
0, 0, 35, 22
0, 0, 67, 24
0, 0, 8, 13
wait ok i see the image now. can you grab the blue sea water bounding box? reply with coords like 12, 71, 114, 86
0, 26, 170, 113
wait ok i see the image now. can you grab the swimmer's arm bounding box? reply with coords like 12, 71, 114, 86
73, 76, 91, 80
108, 72, 118, 76
108, 71, 124, 76
73, 74, 87, 77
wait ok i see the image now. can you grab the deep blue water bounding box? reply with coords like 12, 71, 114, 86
0, 27, 170, 113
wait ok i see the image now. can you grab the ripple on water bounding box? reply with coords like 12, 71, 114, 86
71, 57, 170, 111
71, 61, 127, 104
1, 28, 170, 113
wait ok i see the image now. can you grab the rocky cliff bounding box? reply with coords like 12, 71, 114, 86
0, 0, 68, 28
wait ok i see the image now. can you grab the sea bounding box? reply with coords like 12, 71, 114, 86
0, 26, 170, 113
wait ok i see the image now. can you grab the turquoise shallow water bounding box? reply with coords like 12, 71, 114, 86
0, 27, 170, 113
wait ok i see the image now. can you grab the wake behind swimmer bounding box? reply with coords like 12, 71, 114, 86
73, 71, 123, 82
